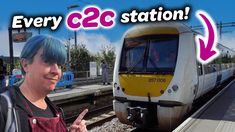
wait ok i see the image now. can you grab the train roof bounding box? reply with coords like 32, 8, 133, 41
124, 22, 193, 38
123, 22, 235, 54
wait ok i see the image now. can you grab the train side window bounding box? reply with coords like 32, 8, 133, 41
204, 64, 213, 74
212, 64, 216, 72
216, 64, 221, 71
221, 64, 225, 70
204, 65, 209, 74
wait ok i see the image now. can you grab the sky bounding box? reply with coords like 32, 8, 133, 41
1, 0, 235, 57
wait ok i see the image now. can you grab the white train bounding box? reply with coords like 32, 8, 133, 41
113, 23, 235, 131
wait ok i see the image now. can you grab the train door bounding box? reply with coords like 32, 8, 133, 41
193, 33, 204, 99
215, 64, 222, 87
196, 62, 204, 98
233, 63, 235, 76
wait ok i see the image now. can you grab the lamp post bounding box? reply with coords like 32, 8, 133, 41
66, 5, 79, 71
8, 27, 14, 75
8, 28, 32, 74
67, 5, 79, 49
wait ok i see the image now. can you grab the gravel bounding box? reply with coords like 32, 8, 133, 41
89, 118, 135, 132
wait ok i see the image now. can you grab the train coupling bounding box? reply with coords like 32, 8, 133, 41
127, 106, 147, 126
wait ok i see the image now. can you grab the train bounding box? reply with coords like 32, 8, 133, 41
112, 22, 235, 131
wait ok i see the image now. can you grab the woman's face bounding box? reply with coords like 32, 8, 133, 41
24, 48, 62, 92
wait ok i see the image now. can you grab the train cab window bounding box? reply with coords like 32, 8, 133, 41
119, 35, 178, 73
120, 39, 147, 72
147, 37, 178, 72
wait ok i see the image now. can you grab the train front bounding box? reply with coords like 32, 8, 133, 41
113, 23, 196, 131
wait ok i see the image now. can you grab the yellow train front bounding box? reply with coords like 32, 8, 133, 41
113, 23, 199, 131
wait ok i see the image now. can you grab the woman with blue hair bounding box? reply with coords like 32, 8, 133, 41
0, 35, 88, 132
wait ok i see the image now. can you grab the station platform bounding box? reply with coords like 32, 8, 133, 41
174, 79, 235, 132
48, 84, 112, 102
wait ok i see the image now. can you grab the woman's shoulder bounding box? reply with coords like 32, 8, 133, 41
0, 89, 10, 122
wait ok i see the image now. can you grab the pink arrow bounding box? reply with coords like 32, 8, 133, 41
196, 11, 219, 64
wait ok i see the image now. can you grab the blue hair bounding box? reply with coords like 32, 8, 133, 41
20, 35, 67, 74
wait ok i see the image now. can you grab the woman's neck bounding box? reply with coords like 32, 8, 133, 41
20, 81, 48, 110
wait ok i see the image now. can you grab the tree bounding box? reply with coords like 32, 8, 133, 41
96, 44, 116, 69
70, 44, 91, 72
69, 43, 116, 77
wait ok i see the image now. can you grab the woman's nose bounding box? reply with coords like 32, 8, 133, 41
50, 64, 61, 74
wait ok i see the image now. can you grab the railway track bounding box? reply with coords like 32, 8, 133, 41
86, 111, 116, 130
65, 104, 115, 129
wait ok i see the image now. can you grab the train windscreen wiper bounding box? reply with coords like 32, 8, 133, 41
126, 54, 145, 73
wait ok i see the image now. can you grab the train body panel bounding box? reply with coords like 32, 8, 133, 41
113, 22, 235, 131
199, 72, 217, 96
221, 69, 231, 82
118, 74, 173, 97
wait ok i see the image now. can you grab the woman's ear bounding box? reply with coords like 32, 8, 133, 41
20, 59, 29, 73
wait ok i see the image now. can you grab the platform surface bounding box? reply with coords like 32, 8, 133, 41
48, 84, 112, 101
175, 80, 235, 132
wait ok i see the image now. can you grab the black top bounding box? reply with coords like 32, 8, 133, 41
18, 89, 54, 118
0, 86, 63, 132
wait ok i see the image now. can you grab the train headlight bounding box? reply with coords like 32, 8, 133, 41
167, 89, 172, 93
172, 85, 179, 92
114, 82, 120, 90
114, 82, 117, 88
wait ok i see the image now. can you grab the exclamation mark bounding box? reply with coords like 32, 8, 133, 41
184, 7, 190, 20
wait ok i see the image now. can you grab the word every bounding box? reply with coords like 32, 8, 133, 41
66, 6, 116, 30
12, 16, 62, 30
121, 6, 190, 23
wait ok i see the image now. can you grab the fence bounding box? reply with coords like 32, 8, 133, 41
72, 70, 113, 85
